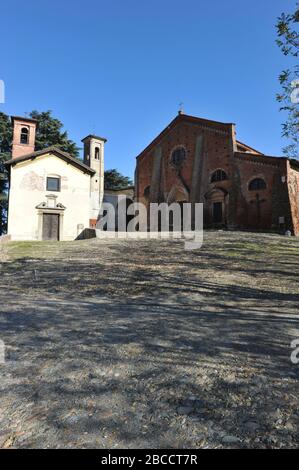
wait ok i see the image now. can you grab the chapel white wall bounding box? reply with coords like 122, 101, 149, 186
7, 153, 91, 241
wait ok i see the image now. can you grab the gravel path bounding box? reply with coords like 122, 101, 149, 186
0, 231, 298, 448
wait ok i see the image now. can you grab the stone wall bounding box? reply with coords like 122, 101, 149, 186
287, 161, 299, 236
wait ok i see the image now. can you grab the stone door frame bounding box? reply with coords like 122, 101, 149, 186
204, 187, 228, 226
37, 209, 64, 241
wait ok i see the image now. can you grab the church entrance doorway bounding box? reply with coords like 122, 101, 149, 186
204, 187, 228, 227
167, 184, 190, 232
42, 214, 60, 241
213, 202, 223, 224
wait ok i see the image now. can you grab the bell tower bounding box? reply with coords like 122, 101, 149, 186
11, 116, 37, 159
81, 134, 107, 224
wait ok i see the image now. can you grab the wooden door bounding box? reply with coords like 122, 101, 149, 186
213, 202, 223, 224
42, 214, 59, 241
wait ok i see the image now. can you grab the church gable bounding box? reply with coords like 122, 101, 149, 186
136, 113, 233, 161
5, 146, 95, 175
136, 113, 234, 205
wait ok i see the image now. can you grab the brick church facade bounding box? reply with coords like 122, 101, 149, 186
135, 113, 299, 235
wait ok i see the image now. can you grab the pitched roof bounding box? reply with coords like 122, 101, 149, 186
11, 115, 38, 125
136, 113, 234, 160
234, 151, 284, 167
236, 140, 264, 155
5, 146, 95, 175
81, 134, 107, 143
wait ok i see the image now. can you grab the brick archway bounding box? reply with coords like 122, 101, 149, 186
204, 187, 228, 227
167, 185, 189, 204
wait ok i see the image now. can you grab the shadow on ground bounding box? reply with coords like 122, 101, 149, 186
0, 231, 298, 448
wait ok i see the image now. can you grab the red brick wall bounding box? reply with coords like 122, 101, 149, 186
136, 117, 233, 208
135, 115, 298, 233
89, 219, 97, 229
12, 118, 37, 159
233, 154, 288, 230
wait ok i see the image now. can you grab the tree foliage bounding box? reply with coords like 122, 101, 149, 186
104, 169, 133, 190
29, 110, 80, 156
276, 3, 299, 158
0, 112, 12, 235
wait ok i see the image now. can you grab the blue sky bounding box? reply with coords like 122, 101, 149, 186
0, 0, 296, 178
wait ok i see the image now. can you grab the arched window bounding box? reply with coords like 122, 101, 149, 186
170, 146, 186, 167
20, 127, 29, 144
211, 169, 227, 183
95, 147, 100, 160
249, 178, 266, 191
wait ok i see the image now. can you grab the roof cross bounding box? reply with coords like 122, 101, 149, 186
178, 102, 184, 115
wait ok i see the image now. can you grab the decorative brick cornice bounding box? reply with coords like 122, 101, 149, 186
193, 124, 229, 136
234, 152, 283, 167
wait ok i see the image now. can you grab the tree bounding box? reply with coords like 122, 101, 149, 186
0, 112, 12, 235
29, 111, 80, 156
0, 110, 79, 234
276, 3, 299, 159
104, 169, 133, 190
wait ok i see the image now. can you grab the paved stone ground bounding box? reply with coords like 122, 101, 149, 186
0, 231, 298, 448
